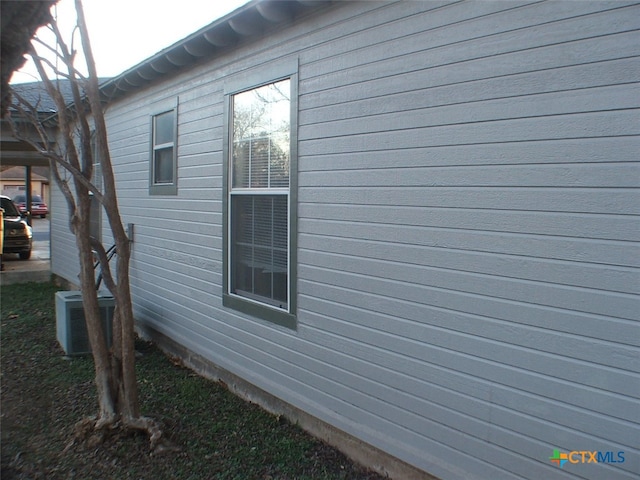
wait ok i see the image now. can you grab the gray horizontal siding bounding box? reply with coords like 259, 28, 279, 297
295, 2, 640, 479
300, 111, 640, 153
50, 189, 79, 283
300, 215, 638, 269
51, 1, 640, 479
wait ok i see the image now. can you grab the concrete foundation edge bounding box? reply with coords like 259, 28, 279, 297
0, 266, 52, 286
136, 323, 439, 480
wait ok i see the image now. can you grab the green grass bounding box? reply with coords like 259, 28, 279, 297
1, 282, 384, 480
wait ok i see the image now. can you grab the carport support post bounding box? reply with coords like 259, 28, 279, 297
24, 165, 32, 225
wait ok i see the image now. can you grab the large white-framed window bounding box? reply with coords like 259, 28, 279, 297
150, 100, 178, 195
223, 61, 297, 329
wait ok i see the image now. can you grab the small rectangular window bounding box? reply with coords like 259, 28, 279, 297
150, 106, 177, 195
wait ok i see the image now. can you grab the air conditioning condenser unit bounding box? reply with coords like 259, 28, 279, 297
55, 291, 115, 355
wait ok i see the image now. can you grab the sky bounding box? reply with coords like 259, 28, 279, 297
10, 0, 248, 84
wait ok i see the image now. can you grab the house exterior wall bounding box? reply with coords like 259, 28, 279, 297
51, 2, 640, 479
50, 181, 78, 281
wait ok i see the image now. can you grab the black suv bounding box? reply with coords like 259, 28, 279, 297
1, 195, 33, 260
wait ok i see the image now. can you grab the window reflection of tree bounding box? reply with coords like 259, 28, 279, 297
232, 80, 290, 189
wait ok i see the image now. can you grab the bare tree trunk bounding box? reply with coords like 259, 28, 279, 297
8, 0, 163, 448
74, 0, 140, 424
74, 194, 117, 424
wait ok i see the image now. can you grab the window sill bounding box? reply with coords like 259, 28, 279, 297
223, 293, 296, 330
149, 183, 178, 196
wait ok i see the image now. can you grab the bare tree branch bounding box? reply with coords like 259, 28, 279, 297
48, 18, 94, 179
9, 92, 104, 203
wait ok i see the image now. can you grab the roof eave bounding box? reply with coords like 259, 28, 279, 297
99, 0, 331, 102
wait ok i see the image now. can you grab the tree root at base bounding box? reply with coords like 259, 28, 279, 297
64, 415, 180, 454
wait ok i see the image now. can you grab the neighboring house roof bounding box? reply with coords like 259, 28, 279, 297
0, 165, 48, 182
1, 0, 57, 116
9, 78, 111, 114
99, 0, 330, 102
10, 79, 78, 114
